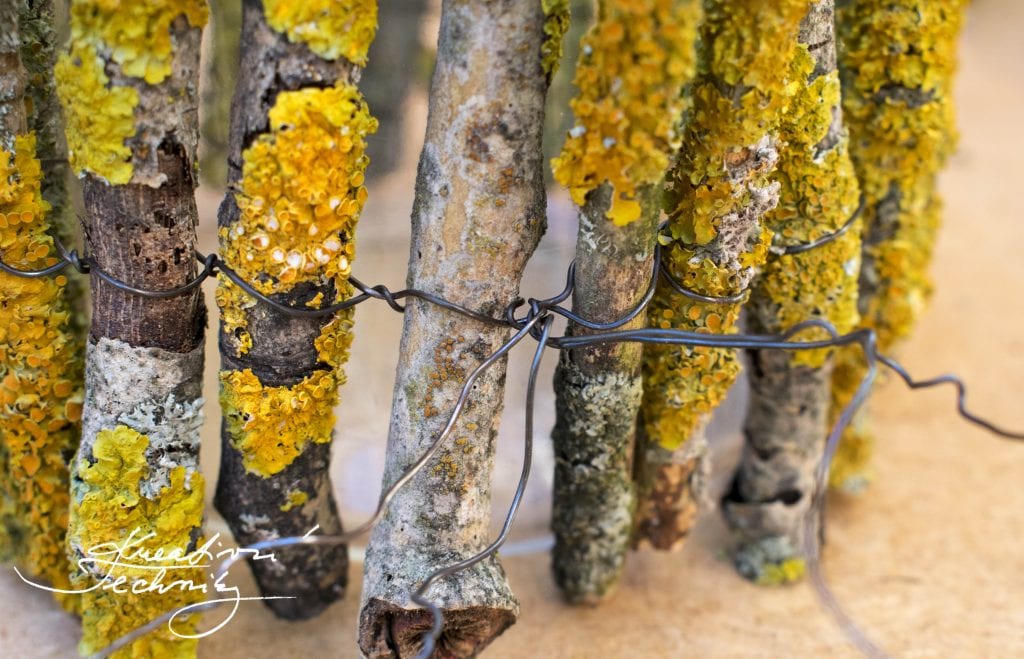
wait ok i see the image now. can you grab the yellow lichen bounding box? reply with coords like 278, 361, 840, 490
217, 83, 374, 477
541, 0, 569, 80
0, 134, 83, 610
829, 0, 967, 488
55, 0, 209, 183
641, 0, 811, 451
54, 42, 138, 184
69, 426, 204, 658
550, 0, 702, 226
751, 31, 862, 368
220, 368, 338, 477
280, 489, 308, 512
220, 83, 376, 300
755, 557, 806, 586
262, 0, 377, 66
69, 0, 208, 85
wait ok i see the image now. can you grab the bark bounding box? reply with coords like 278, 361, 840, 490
551, 186, 652, 604
829, 0, 968, 490
213, 0, 369, 619
548, 0, 703, 603
56, 2, 208, 654
363, 0, 428, 178
0, 0, 82, 612
721, 0, 863, 585
358, 1, 549, 656
633, 0, 814, 551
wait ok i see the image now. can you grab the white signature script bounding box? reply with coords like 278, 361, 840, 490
14, 526, 321, 640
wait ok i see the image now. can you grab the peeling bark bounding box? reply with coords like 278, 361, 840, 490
358, 1, 549, 655
213, 0, 368, 620
722, 0, 863, 585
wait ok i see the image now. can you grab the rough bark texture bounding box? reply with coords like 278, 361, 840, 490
213, 0, 365, 620
0, 5, 26, 149
633, 0, 815, 551
550, 185, 653, 604
722, 0, 863, 585
358, 1, 548, 656
547, 0, 703, 602
363, 0, 428, 178
0, 0, 82, 609
829, 0, 968, 490
55, 2, 209, 654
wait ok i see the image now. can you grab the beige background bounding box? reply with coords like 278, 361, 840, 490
2, 1, 1023, 656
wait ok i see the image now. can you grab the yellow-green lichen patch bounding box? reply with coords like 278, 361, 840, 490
640, 0, 812, 451
752, 40, 862, 367
69, 426, 204, 658
262, 0, 377, 66
54, 43, 138, 184
540, 0, 569, 80
755, 557, 806, 586
0, 134, 83, 609
829, 0, 967, 486
220, 369, 338, 477
68, 0, 209, 85
217, 83, 375, 477
550, 0, 701, 226
280, 489, 308, 512
220, 83, 376, 299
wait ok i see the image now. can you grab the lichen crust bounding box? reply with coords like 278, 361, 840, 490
262, 0, 377, 65
68, 425, 204, 659
217, 82, 375, 477
55, 0, 209, 183
0, 133, 83, 609
641, 0, 813, 451
550, 0, 702, 226
829, 0, 967, 487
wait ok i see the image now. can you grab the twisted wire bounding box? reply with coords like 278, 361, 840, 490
3, 226, 1021, 659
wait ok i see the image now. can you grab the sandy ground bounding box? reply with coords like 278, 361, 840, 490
2, 2, 1024, 657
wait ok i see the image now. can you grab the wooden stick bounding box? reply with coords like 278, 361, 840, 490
548, 0, 702, 603
722, 0, 863, 585
829, 0, 968, 491
358, 1, 550, 655
633, 0, 813, 551
214, 0, 377, 619
55, 1, 209, 654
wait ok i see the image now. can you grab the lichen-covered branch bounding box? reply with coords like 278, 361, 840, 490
721, 0, 862, 585
633, 0, 814, 551
213, 0, 377, 620
55, 2, 209, 655
357, 1, 549, 655
0, 1, 83, 612
548, 0, 701, 603
829, 0, 967, 490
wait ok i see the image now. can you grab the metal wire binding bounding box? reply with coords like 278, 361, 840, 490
4, 229, 1022, 659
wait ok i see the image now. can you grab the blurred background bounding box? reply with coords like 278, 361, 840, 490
2, 0, 1023, 656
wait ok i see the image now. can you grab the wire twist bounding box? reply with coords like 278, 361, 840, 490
3, 225, 1021, 659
